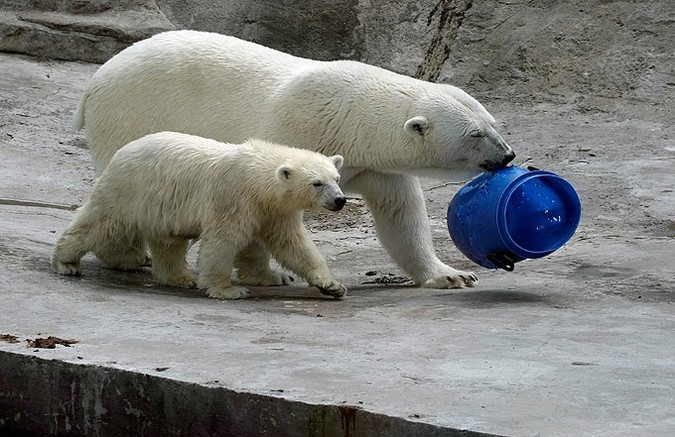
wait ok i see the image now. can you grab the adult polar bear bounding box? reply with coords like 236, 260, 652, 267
76, 30, 515, 289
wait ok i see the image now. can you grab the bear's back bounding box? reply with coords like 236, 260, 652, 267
92, 30, 304, 86
94, 133, 269, 234
115, 132, 243, 170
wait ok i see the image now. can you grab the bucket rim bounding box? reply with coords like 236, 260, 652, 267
496, 171, 581, 258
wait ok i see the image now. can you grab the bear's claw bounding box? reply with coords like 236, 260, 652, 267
422, 271, 478, 289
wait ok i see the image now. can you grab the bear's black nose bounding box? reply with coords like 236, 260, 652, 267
481, 150, 517, 171
502, 150, 516, 166
326, 197, 347, 211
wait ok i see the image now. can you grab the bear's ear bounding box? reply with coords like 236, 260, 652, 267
276, 165, 292, 181
404, 116, 429, 137
330, 155, 344, 171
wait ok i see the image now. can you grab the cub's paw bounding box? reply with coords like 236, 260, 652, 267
422, 271, 478, 289
206, 286, 250, 300
100, 251, 151, 271
238, 269, 294, 286
53, 261, 81, 276
311, 279, 348, 299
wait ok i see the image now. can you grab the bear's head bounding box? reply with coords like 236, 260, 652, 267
275, 154, 346, 212
401, 88, 515, 181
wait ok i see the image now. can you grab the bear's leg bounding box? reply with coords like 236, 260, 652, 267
198, 232, 249, 299
147, 238, 197, 288
263, 217, 347, 299
52, 224, 92, 276
235, 241, 294, 286
345, 171, 478, 289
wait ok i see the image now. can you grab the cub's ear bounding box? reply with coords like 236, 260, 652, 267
330, 155, 344, 171
404, 116, 429, 137
276, 165, 292, 181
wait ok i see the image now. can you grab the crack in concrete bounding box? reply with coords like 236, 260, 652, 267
0, 197, 78, 211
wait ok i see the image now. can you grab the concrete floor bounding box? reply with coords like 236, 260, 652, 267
1, 53, 674, 436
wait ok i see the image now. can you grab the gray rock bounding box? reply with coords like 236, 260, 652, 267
0, 0, 175, 62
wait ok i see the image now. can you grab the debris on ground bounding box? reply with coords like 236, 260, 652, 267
26, 336, 79, 349
0, 334, 20, 343
362, 272, 413, 285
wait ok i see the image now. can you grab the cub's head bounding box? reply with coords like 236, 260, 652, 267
401, 86, 515, 181
276, 154, 346, 212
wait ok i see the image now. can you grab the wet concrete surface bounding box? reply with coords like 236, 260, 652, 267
1, 52, 674, 436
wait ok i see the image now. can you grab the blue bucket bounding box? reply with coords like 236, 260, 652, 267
447, 166, 581, 271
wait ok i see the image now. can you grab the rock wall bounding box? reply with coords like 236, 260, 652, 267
0, 0, 672, 110
155, 0, 365, 62
445, 1, 674, 108
0, 0, 433, 68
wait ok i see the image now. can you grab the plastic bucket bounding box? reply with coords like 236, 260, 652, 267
447, 166, 581, 271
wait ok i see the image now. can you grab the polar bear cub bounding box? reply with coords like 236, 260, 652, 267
51, 132, 347, 300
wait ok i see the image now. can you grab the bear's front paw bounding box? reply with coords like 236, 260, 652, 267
206, 285, 250, 300
311, 279, 348, 299
163, 274, 198, 289
422, 271, 478, 289
53, 261, 82, 276
238, 269, 294, 286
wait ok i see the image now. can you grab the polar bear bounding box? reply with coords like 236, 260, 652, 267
52, 132, 348, 300
75, 30, 516, 289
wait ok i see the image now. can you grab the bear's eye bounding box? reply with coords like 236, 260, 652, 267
312, 181, 323, 187
469, 130, 484, 138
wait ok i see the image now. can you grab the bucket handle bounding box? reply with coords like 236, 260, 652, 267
487, 253, 516, 271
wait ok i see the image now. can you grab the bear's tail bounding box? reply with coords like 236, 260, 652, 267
72, 90, 88, 132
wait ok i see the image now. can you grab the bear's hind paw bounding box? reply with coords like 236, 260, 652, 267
206, 286, 249, 300
163, 274, 198, 289
98, 250, 151, 271
238, 269, 294, 286
53, 262, 82, 276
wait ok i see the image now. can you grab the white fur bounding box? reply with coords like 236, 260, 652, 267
76, 30, 516, 288
52, 132, 347, 300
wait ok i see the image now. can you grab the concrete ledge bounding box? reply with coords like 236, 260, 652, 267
0, 351, 497, 437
